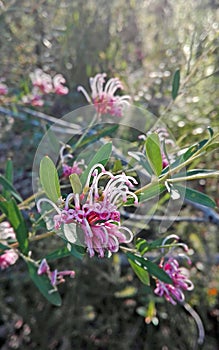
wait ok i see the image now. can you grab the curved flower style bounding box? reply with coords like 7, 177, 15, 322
59, 145, 84, 178
77, 73, 131, 117
154, 257, 194, 305
37, 164, 138, 258
0, 222, 18, 270
53, 74, 69, 95
37, 258, 75, 288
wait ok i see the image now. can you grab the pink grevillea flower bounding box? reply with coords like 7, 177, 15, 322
59, 145, 84, 178
0, 250, 19, 270
53, 74, 69, 95
30, 69, 69, 95
30, 69, 53, 94
0, 81, 8, 95
0, 222, 18, 270
77, 73, 131, 117
37, 258, 75, 288
22, 87, 44, 107
154, 257, 194, 305
37, 164, 138, 258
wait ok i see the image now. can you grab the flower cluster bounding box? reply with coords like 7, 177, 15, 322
22, 68, 69, 106
77, 73, 131, 117
0, 222, 18, 270
59, 145, 85, 178
38, 164, 138, 258
154, 257, 194, 305
37, 258, 75, 288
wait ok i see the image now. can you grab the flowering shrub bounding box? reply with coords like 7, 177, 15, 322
0, 70, 218, 345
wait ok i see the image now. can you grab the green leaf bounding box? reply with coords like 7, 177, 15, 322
67, 242, 85, 260
139, 183, 166, 203
136, 237, 168, 253
164, 139, 209, 172
26, 260, 62, 306
80, 142, 112, 187
145, 133, 162, 176
5, 159, 13, 184
0, 242, 11, 251
135, 238, 150, 255
45, 246, 71, 261
0, 175, 22, 202
172, 68, 180, 100
128, 151, 153, 175
126, 252, 173, 284
174, 185, 216, 208
125, 183, 166, 206
128, 258, 150, 285
69, 173, 82, 194
0, 198, 29, 254
40, 156, 61, 203
172, 169, 218, 178
78, 124, 118, 149
112, 159, 123, 173
205, 142, 219, 153
207, 126, 214, 138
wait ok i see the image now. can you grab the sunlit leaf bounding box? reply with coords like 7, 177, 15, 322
114, 286, 137, 298
69, 173, 82, 194
40, 156, 61, 203
26, 260, 62, 306
128, 259, 150, 285
145, 133, 162, 176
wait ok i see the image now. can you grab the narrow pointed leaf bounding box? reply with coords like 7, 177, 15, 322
175, 185, 216, 208
125, 183, 166, 206
0, 198, 28, 254
172, 69, 180, 100
45, 246, 71, 261
5, 159, 13, 184
26, 260, 62, 306
145, 133, 162, 176
126, 252, 173, 284
0, 175, 22, 202
40, 156, 61, 203
128, 259, 150, 285
69, 173, 82, 194
128, 151, 153, 175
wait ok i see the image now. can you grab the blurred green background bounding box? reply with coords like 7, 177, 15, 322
0, 1, 218, 349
